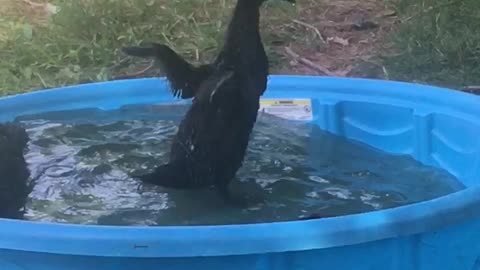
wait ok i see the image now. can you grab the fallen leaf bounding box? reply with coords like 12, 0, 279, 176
328, 36, 349, 46
377, 9, 397, 18
352, 21, 379, 31
336, 65, 354, 76
44, 3, 59, 16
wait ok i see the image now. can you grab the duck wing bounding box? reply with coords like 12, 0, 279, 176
195, 70, 236, 106
122, 43, 214, 99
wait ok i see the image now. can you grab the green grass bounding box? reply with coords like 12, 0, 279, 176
1, 0, 479, 95
384, 0, 480, 89
0, 0, 297, 95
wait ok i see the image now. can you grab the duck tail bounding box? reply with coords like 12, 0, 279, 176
133, 162, 198, 189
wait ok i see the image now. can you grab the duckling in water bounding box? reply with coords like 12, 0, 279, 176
0, 123, 30, 219
124, 0, 295, 205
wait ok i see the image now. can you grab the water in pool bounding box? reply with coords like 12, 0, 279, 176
15, 103, 464, 226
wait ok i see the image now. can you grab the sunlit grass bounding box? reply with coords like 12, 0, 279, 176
384, 0, 480, 88
0, 0, 297, 95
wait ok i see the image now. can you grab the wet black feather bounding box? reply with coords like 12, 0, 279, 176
0, 123, 30, 219
128, 0, 294, 204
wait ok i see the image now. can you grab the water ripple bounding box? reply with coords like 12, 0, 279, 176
16, 104, 464, 226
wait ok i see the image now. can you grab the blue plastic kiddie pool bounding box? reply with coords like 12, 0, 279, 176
0, 75, 479, 270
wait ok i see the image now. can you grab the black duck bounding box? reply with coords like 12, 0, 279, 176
0, 123, 30, 219
124, 0, 295, 205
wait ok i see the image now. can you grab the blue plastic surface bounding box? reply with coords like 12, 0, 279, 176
1, 75, 480, 270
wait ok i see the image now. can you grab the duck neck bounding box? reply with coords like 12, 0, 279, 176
223, 0, 262, 51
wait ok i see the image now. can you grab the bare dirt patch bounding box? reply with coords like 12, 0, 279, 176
272, 0, 398, 79
0, 0, 401, 93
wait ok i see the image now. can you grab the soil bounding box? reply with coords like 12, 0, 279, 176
272, 0, 398, 79
5, 0, 400, 81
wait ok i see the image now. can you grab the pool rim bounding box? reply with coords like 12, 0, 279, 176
1, 75, 479, 258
